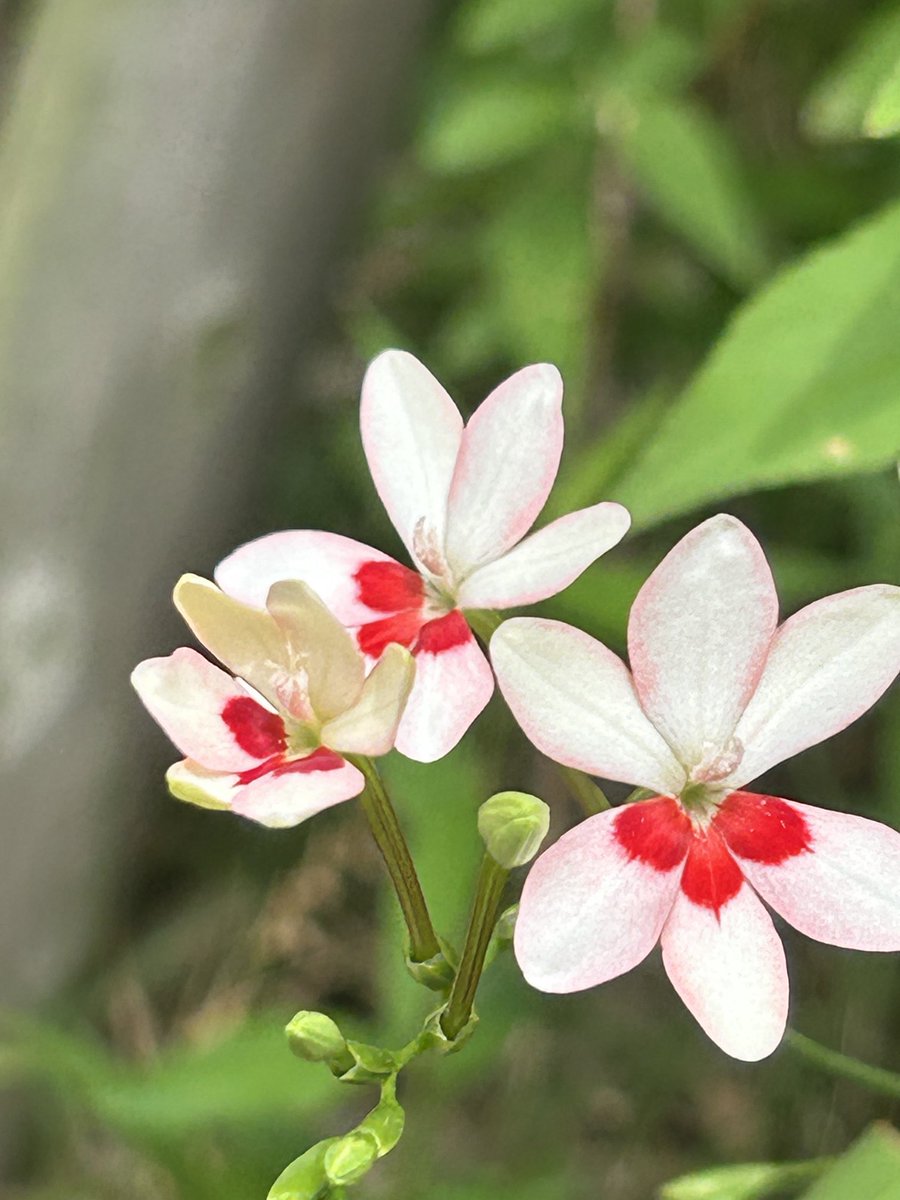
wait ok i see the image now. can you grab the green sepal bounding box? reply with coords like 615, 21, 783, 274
404, 935, 457, 992
483, 903, 518, 970
267, 1137, 337, 1200
335, 1040, 398, 1084
423, 1006, 479, 1055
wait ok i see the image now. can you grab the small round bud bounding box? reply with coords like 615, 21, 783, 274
477, 791, 550, 868
285, 1011, 348, 1063
323, 1132, 379, 1187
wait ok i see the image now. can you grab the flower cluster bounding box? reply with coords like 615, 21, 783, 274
133, 349, 900, 1063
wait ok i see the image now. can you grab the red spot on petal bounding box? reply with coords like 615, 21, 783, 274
415, 610, 471, 654
715, 791, 812, 865
222, 695, 286, 759
680, 829, 744, 915
357, 610, 426, 658
355, 560, 425, 613
613, 797, 692, 872
237, 746, 346, 785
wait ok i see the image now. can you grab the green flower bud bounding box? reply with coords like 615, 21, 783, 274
323, 1132, 379, 1187
267, 1138, 335, 1200
285, 1011, 351, 1068
477, 791, 550, 869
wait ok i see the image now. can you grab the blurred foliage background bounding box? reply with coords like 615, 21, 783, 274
3, 0, 900, 1196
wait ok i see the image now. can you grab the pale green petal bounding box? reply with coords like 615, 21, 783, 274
321, 643, 415, 756
166, 759, 235, 811
266, 580, 365, 722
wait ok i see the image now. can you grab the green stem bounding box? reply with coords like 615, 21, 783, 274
787, 1031, 900, 1099
441, 854, 509, 1041
558, 763, 611, 814
464, 608, 504, 646
352, 756, 441, 964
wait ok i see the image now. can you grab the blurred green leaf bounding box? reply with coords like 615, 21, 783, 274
419, 77, 576, 174
596, 24, 704, 109
799, 1125, 900, 1198
614, 200, 900, 527
455, 0, 604, 53
864, 59, 900, 137
483, 163, 599, 403
616, 99, 769, 288
804, 4, 900, 141
660, 1157, 828, 1199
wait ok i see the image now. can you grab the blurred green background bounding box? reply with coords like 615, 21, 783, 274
2, 0, 900, 1196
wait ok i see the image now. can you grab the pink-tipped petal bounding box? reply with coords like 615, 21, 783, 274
661, 884, 789, 1061
444, 364, 564, 577
491, 618, 686, 794
361, 350, 463, 565
456, 502, 631, 610
729, 585, 900, 787
628, 515, 778, 781
725, 797, 900, 951
231, 752, 365, 828
132, 648, 284, 771
515, 800, 689, 993
394, 614, 494, 762
215, 530, 399, 625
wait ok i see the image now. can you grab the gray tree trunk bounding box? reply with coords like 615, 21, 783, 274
0, 0, 427, 1010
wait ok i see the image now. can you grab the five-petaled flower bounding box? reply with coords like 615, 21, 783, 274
132, 575, 414, 827
491, 514, 900, 1060
213, 350, 631, 762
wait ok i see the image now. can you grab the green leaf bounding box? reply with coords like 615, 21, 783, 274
419, 78, 575, 174
613, 200, 900, 528
660, 1158, 828, 1200
455, 0, 604, 53
864, 59, 900, 137
483, 164, 599, 405
800, 1125, 900, 1199
804, 5, 900, 141
615, 99, 769, 289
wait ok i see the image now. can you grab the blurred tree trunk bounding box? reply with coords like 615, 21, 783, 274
0, 0, 427, 1010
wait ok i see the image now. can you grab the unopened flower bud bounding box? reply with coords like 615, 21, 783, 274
286, 1011, 350, 1067
477, 791, 550, 868
323, 1132, 379, 1187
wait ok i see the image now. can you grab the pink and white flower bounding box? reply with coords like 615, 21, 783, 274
491, 514, 900, 1060
132, 575, 414, 827
214, 350, 631, 762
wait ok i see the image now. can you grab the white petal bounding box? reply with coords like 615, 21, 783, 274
444, 364, 564, 576
132, 648, 284, 771
661, 884, 789, 1061
730, 799, 900, 951
456, 502, 631, 610
232, 754, 364, 828
628, 515, 778, 780
514, 805, 685, 992
360, 350, 463, 564
321, 644, 416, 756
265, 580, 365, 721
215, 530, 399, 625
490, 618, 686, 794
729, 585, 900, 786
394, 616, 494, 762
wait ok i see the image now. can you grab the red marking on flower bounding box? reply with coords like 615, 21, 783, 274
715, 791, 812, 864
614, 797, 692, 872
237, 746, 345, 785
222, 696, 286, 759
357, 610, 425, 658
415, 610, 470, 654
680, 829, 744, 914
355, 560, 425, 613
